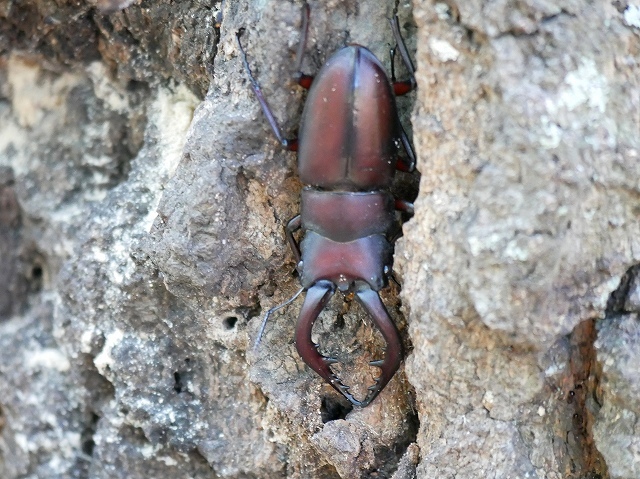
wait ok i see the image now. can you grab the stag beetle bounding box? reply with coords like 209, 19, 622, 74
237, 4, 416, 407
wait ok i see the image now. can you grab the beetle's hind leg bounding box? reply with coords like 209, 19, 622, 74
394, 124, 416, 173
389, 13, 416, 95
293, 2, 314, 90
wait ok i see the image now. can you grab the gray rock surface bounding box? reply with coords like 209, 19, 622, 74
0, 0, 639, 478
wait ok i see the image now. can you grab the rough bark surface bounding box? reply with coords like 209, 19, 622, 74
402, 1, 639, 478
0, 0, 638, 478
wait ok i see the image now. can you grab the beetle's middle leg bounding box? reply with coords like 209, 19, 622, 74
395, 125, 416, 172
253, 214, 305, 349
394, 199, 414, 215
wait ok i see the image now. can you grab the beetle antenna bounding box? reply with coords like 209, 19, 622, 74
254, 287, 305, 350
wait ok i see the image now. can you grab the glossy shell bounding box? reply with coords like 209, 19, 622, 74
299, 231, 392, 291
297, 45, 399, 190
300, 188, 396, 242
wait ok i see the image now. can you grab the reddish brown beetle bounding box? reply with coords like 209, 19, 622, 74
237, 4, 416, 407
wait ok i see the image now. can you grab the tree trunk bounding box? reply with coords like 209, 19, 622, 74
0, 0, 638, 478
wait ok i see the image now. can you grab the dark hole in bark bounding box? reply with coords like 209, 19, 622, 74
25, 252, 46, 294
32, 265, 42, 278
81, 412, 100, 457
320, 395, 352, 423
223, 316, 238, 330
174, 372, 183, 393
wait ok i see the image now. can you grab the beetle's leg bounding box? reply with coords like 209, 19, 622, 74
354, 286, 403, 407
389, 14, 416, 95
296, 73, 314, 90
253, 214, 304, 348
397, 125, 416, 172
295, 281, 364, 406
390, 46, 413, 96
389, 199, 414, 242
394, 122, 416, 173
388, 14, 417, 170
388, 269, 402, 288
394, 199, 414, 215
236, 29, 299, 151
293, 2, 314, 90
285, 214, 302, 268
396, 117, 416, 173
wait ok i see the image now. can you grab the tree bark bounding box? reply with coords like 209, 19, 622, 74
0, 0, 638, 478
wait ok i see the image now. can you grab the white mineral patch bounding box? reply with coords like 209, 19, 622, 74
539, 115, 562, 149
91, 246, 109, 263
107, 233, 135, 285
140, 84, 199, 233
15, 433, 29, 452
434, 3, 451, 19
624, 5, 640, 28
94, 329, 125, 375
158, 455, 179, 466
152, 84, 199, 180
7, 54, 83, 128
429, 38, 460, 63
80, 329, 94, 353
86, 61, 130, 113
551, 58, 609, 114
140, 443, 161, 458
25, 348, 71, 372
0, 119, 27, 173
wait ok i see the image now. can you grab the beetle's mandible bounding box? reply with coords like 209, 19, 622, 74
237, 4, 416, 407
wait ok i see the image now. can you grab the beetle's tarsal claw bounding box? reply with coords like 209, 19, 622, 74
369, 359, 385, 367
323, 357, 339, 365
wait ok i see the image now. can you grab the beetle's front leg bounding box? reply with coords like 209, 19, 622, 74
285, 214, 302, 269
